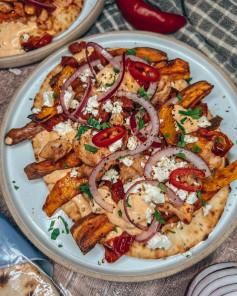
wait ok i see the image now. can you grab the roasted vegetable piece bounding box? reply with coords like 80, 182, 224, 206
28, 106, 58, 123
202, 160, 237, 191
179, 81, 214, 108
43, 175, 87, 217
5, 121, 44, 145
70, 213, 115, 254
24, 151, 82, 180
155, 58, 190, 81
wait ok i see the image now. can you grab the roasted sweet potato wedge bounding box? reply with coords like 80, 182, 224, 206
179, 81, 214, 108
24, 151, 82, 180
43, 174, 87, 217
155, 58, 190, 81
202, 160, 237, 191
70, 213, 114, 254
5, 121, 44, 146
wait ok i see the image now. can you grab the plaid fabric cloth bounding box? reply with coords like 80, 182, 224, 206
85, 0, 237, 86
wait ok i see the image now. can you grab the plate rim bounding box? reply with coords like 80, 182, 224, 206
0, 0, 105, 69
1, 30, 237, 282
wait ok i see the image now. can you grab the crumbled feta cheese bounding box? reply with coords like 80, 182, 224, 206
53, 120, 74, 136
70, 100, 80, 110
70, 168, 78, 178
63, 86, 76, 110
197, 116, 211, 128
127, 136, 138, 150
83, 95, 99, 117
43, 91, 55, 107
21, 33, 29, 42
102, 169, 119, 182
171, 223, 174, 228
184, 135, 198, 144
119, 156, 134, 167
166, 182, 189, 201
103, 100, 113, 112
83, 84, 88, 88
80, 69, 92, 82
146, 208, 153, 224
92, 130, 98, 136
32, 108, 41, 114
97, 63, 104, 70
152, 156, 187, 182
147, 233, 172, 250
96, 86, 109, 93
109, 139, 123, 152
56, 105, 63, 114
203, 204, 212, 216
160, 119, 164, 123
125, 117, 131, 125
177, 221, 184, 229
186, 192, 198, 204
140, 162, 145, 168
112, 101, 123, 114
130, 182, 165, 204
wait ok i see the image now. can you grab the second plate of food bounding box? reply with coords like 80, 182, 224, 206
1, 31, 237, 282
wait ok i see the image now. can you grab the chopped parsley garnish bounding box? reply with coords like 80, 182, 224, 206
84, 144, 98, 153
165, 133, 170, 139
193, 144, 201, 154
202, 199, 206, 207
175, 120, 185, 132
113, 67, 120, 74
75, 125, 90, 140
143, 57, 151, 64
185, 77, 192, 84
126, 195, 132, 208
177, 94, 183, 103
137, 86, 150, 101
105, 76, 116, 87
63, 163, 68, 168
58, 244, 63, 248
197, 190, 201, 199
118, 209, 123, 217
48, 220, 55, 231
101, 122, 112, 130
153, 210, 166, 224
179, 108, 203, 120
58, 216, 69, 234
117, 154, 130, 160
126, 48, 136, 55
87, 116, 101, 130
79, 183, 93, 204
176, 151, 186, 160
110, 178, 114, 188
112, 228, 118, 233
14, 185, 19, 190
180, 117, 187, 124
52, 91, 57, 99
167, 229, 176, 234
216, 137, 223, 143
51, 228, 60, 240
177, 131, 186, 148
158, 183, 167, 192
138, 117, 144, 130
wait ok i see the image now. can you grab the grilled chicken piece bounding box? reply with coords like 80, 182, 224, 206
39, 139, 73, 162
5, 121, 44, 145
24, 151, 82, 180
70, 213, 115, 254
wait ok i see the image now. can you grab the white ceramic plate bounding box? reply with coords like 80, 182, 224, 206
1, 31, 237, 282
0, 0, 105, 69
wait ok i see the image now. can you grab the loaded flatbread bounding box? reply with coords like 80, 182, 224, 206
5, 41, 237, 263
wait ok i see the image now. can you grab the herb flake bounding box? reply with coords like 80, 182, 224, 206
79, 183, 94, 205
126, 48, 136, 55
153, 211, 166, 225
158, 183, 167, 192
87, 116, 101, 130
84, 144, 98, 153
179, 108, 203, 120
51, 228, 60, 240
75, 125, 90, 140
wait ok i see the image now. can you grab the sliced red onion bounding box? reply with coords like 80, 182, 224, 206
72, 77, 92, 117
144, 147, 212, 180
146, 81, 158, 100
98, 53, 126, 103
59, 59, 100, 124
135, 217, 161, 243
186, 262, 237, 296
158, 96, 179, 112
130, 110, 147, 143
22, 0, 56, 11
198, 274, 237, 296
209, 284, 237, 296
86, 42, 120, 79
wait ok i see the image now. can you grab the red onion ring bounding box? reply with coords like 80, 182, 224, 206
98, 53, 126, 103
59, 60, 100, 124
72, 77, 92, 117
144, 147, 212, 180
135, 217, 161, 243
22, 0, 56, 11
86, 42, 120, 79
186, 262, 237, 296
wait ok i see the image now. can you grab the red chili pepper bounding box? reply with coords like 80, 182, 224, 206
169, 168, 205, 192
21, 34, 53, 52
116, 0, 187, 34
129, 61, 160, 82
92, 126, 126, 147
198, 128, 233, 157
105, 179, 125, 203
104, 231, 135, 263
